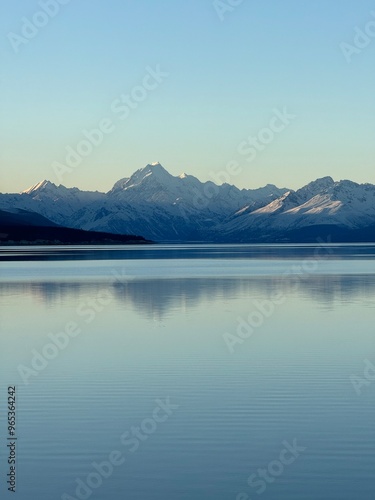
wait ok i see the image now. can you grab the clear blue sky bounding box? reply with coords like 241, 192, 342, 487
1, 0, 374, 193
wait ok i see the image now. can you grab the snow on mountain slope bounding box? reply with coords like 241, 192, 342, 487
1, 165, 374, 242
71, 164, 284, 240
25, 162, 281, 241
0, 180, 105, 226
107, 163, 288, 218
222, 177, 375, 239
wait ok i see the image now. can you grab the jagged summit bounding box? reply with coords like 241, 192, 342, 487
22, 180, 57, 195
142, 162, 172, 179
109, 162, 175, 195
301, 176, 335, 191
143, 162, 166, 173
2, 164, 374, 243
131, 162, 171, 182
313, 176, 335, 184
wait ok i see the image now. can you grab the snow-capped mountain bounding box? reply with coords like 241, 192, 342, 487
0, 180, 105, 226
107, 163, 285, 216
221, 176, 375, 241
1, 163, 374, 242
74, 163, 289, 240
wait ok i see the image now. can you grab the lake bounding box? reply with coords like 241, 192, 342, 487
0, 244, 374, 499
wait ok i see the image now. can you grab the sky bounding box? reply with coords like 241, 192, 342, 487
1, 0, 374, 193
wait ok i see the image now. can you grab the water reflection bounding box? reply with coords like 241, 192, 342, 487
1, 251, 374, 500
1, 274, 374, 317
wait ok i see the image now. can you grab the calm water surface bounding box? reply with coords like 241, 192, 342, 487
0, 245, 374, 499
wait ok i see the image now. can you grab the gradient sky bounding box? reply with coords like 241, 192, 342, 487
1, 0, 374, 193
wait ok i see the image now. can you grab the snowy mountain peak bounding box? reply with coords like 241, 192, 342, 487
22, 180, 57, 194
134, 162, 171, 182
109, 163, 176, 194
5, 165, 374, 243
144, 162, 168, 174
286, 176, 336, 205
108, 177, 130, 195
301, 176, 335, 192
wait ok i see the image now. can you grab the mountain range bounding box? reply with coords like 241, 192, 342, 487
1, 163, 375, 243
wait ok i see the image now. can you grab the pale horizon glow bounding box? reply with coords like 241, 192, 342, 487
13, 163, 373, 197
1, 0, 375, 193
